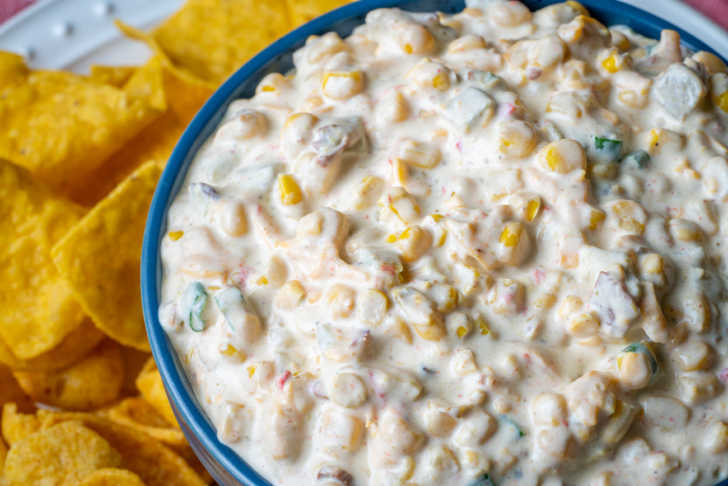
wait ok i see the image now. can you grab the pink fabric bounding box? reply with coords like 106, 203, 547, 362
686, 0, 728, 29
0, 0, 35, 24
0, 1, 725, 33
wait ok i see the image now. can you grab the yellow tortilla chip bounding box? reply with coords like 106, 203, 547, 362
13, 340, 124, 410
286, 0, 351, 26
52, 161, 163, 351
120, 346, 152, 396
103, 397, 186, 446
2, 420, 122, 486
0, 318, 104, 372
0, 368, 33, 413
0, 159, 86, 359
0, 51, 29, 84
79, 468, 147, 486
0, 435, 6, 470
89, 65, 137, 87
2, 404, 41, 446
151, 0, 291, 84
40, 412, 208, 486
0, 60, 164, 197
136, 359, 178, 427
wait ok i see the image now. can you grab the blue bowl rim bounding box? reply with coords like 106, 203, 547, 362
141, 1, 728, 485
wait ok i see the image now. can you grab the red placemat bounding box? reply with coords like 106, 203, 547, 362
1, 0, 35, 25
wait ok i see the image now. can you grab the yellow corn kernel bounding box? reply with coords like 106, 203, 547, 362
610, 200, 646, 234
558, 295, 583, 319
476, 316, 490, 336
567, 312, 600, 337
358, 289, 389, 326
398, 139, 442, 169
534, 292, 557, 310
566, 1, 589, 15
168, 230, 184, 241
601, 53, 620, 73
387, 318, 413, 344
403, 43, 414, 54
499, 222, 522, 248
498, 120, 537, 158
670, 218, 704, 242
545, 147, 561, 170
430, 213, 444, 223
526, 197, 541, 222
322, 71, 365, 100
381, 187, 422, 224
588, 209, 606, 230
354, 175, 384, 210
539, 139, 586, 173
412, 314, 446, 341
393, 158, 410, 187
257, 276, 269, 285
277, 174, 302, 205
220, 344, 246, 361
393, 226, 433, 262
257, 73, 288, 94
640, 253, 664, 275
247, 365, 256, 378
717, 91, 728, 112
432, 73, 449, 90
447, 34, 487, 53
327, 284, 356, 319
456, 325, 470, 339
275, 280, 306, 310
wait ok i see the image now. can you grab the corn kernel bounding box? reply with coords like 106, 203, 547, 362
640, 253, 664, 275
322, 71, 365, 100
257, 276, 269, 285
393, 226, 433, 262
354, 175, 384, 210
601, 53, 620, 73
358, 289, 389, 326
327, 284, 356, 319
498, 120, 537, 158
567, 312, 600, 337
277, 174, 303, 205
430, 213, 444, 223
476, 316, 490, 336
247, 365, 256, 378
275, 280, 306, 310
589, 209, 606, 230
393, 158, 410, 187
609, 200, 646, 234
404, 43, 414, 54
456, 326, 469, 338
566, 0, 589, 15
499, 223, 522, 247
168, 230, 184, 241
398, 139, 442, 169
670, 218, 705, 242
387, 318, 413, 344
526, 197, 541, 222
534, 292, 557, 310
717, 91, 728, 112
558, 295, 583, 319
539, 138, 586, 173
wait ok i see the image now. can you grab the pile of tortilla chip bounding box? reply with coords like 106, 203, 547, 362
0, 0, 349, 484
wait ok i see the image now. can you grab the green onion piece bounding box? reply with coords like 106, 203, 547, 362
498, 415, 525, 439
467, 473, 496, 486
214, 286, 247, 331
182, 282, 207, 332
622, 342, 659, 375
620, 150, 650, 169
593, 136, 623, 161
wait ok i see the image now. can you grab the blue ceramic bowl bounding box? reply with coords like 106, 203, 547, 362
141, 1, 728, 485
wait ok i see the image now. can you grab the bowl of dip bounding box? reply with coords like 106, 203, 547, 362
142, 1, 728, 485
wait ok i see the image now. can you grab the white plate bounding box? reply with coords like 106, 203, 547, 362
0, 0, 726, 73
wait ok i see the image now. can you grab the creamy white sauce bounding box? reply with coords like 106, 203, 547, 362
159, 2, 728, 485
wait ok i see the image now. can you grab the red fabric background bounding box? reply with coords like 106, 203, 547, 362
0, 1, 726, 34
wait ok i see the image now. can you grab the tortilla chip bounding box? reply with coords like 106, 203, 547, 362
0, 368, 33, 412
40, 412, 208, 486
2, 420, 122, 486
120, 346, 152, 396
79, 468, 147, 486
103, 397, 186, 446
2, 404, 41, 446
13, 340, 124, 410
0, 159, 86, 359
0, 318, 104, 372
151, 0, 291, 84
0, 435, 6, 470
286, 0, 351, 26
0, 60, 164, 197
136, 359, 178, 427
89, 65, 137, 87
0, 51, 29, 84
52, 161, 163, 351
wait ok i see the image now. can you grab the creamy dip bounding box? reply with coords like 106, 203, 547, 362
159, 2, 728, 485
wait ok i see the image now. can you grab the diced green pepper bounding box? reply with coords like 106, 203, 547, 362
593, 136, 623, 161
620, 150, 650, 169
214, 286, 247, 331
181, 282, 208, 332
467, 473, 496, 486
622, 342, 659, 375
